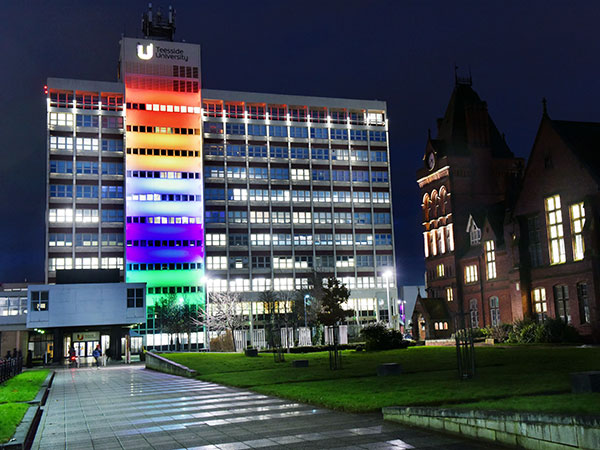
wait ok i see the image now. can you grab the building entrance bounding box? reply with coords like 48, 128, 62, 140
73, 340, 99, 357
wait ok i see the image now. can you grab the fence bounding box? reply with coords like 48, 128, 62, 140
0, 357, 23, 383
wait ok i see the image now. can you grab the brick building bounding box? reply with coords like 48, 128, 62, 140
413, 81, 600, 343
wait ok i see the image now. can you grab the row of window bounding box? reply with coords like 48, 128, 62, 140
127, 262, 202, 271
126, 124, 201, 135
204, 167, 388, 183
126, 102, 201, 114
127, 216, 202, 225
49, 209, 123, 223
205, 210, 391, 225
127, 193, 201, 202
49, 92, 123, 110
204, 122, 386, 141
206, 254, 393, 270
49, 113, 124, 129
532, 284, 590, 325
48, 233, 123, 247
126, 148, 200, 158
423, 224, 455, 258
126, 239, 202, 248
49, 185, 123, 199
205, 275, 394, 293
50, 137, 123, 153
206, 144, 387, 162
146, 285, 203, 295
205, 233, 392, 247
206, 188, 389, 204
48, 257, 123, 271
202, 102, 384, 126
50, 161, 123, 175
127, 170, 200, 180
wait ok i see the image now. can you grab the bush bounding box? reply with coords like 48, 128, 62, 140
483, 324, 512, 343
360, 323, 409, 351
537, 318, 582, 343
210, 331, 235, 352
261, 343, 365, 354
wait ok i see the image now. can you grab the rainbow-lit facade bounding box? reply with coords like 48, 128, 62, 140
120, 38, 205, 318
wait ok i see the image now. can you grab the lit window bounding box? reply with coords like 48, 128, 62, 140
423, 232, 429, 258
207, 256, 227, 270
436, 264, 445, 278
465, 265, 478, 283
485, 240, 497, 279
446, 287, 453, 302
470, 226, 481, 245
545, 194, 566, 264
532, 287, 547, 320
570, 202, 585, 261
446, 224, 455, 252
437, 228, 445, 254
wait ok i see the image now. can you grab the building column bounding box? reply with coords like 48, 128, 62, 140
109, 327, 122, 360
52, 328, 64, 363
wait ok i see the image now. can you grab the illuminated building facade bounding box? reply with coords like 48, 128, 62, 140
43, 10, 399, 349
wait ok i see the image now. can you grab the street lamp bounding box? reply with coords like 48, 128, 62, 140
303, 294, 310, 328
383, 270, 393, 329
201, 276, 210, 351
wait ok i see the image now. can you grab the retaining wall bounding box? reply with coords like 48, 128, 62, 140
145, 352, 197, 378
382, 406, 600, 449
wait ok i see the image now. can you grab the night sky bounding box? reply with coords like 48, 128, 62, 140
1, 0, 600, 285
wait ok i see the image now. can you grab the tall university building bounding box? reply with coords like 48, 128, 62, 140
44, 9, 398, 348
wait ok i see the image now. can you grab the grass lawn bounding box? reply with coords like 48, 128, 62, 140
0, 403, 29, 443
163, 346, 600, 414
0, 370, 49, 403
0, 370, 49, 443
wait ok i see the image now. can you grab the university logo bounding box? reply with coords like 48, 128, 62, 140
137, 43, 153, 60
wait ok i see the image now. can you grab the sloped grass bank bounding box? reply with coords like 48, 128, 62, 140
0, 370, 49, 443
163, 346, 600, 414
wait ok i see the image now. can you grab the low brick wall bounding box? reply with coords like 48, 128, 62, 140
145, 352, 197, 378
383, 406, 600, 449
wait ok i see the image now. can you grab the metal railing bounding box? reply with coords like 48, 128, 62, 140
0, 357, 23, 383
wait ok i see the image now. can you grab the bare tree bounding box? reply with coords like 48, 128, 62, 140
193, 291, 245, 352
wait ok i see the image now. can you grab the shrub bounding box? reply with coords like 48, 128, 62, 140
538, 318, 582, 343
360, 323, 408, 351
210, 331, 235, 352
484, 324, 512, 343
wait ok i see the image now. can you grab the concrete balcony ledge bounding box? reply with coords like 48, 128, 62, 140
382, 406, 600, 449
145, 352, 197, 378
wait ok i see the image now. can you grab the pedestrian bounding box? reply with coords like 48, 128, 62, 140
92, 344, 102, 368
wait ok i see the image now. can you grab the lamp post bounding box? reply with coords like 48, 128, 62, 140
303, 294, 310, 328
383, 270, 393, 329
201, 276, 210, 351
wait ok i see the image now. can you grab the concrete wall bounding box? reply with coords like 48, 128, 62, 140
383, 406, 600, 449
145, 352, 197, 378
27, 282, 145, 328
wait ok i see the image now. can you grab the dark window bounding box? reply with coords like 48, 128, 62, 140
31, 291, 49, 311
528, 215, 543, 267
577, 283, 590, 324
127, 288, 144, 308
553, 285, 570, 323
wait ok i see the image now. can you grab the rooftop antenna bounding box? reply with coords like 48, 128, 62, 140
142, 3, 176, 41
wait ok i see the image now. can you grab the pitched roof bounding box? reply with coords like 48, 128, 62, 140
549, 119, 600, 181
430, 83, 513, 159
414, 296, 451, 321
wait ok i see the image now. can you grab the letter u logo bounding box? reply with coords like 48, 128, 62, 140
137, 43, 153, 60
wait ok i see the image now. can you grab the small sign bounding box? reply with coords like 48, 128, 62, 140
73, 332, 100, 341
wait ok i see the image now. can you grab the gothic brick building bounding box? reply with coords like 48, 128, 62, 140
413, 80, 600, 343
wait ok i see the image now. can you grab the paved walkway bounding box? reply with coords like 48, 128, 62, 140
33, 365, 503, 450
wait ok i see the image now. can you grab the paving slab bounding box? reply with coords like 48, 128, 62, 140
32, 365, 503, 449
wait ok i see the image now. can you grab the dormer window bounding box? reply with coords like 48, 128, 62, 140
470, 227, 481, 246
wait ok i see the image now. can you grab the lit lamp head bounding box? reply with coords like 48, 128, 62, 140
383, 270, 393, 279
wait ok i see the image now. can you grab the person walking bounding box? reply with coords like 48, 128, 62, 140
92, 344, 102, 368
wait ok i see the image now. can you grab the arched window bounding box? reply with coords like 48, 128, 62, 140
431, 190, 438, 219
422, 194, 430, 222
489, 296, 500, 326
439, 186, 447, 216
469, 299, 479, 328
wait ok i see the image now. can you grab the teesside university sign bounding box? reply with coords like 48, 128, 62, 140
136, 43, 189, 62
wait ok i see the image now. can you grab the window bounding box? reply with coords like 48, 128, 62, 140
76, 161, 99, 175
293, 168, 313, 181
76, 209, 99, 223
546, 194, 566, 264
528, 215, 542, 267
205, 144, 224, 156
436, 264, 445, 278
311, 148, 329, 160
470, 226, 481, 245
75, 233, 98, 247
356, 255, 374, 267
372, 171, 388, 183
332, 170, 350, 181
269, 126, 287, 137
248, 145, 267, 158
532, 287, 547, 321
228, 210, 248, 222
553, 285, 570, 324
248, 167, 268, 179
229, 234, 248, 246
270, 168, 289, 180
485, 240, 497, 279
230, 257, 248, 269
352, 171, 369, 182
350, 129, 367, 141
570, 202, 585, 261
50, 160, 72, 174
49, 208, 73, 223
290, 147, 309, 159
227, 144, 246, 157
101, 186, 122, 198
101, 139, 123, 152
273, 256, 293, 269
376, 254, 393, 267
226, 123, 245, 135
270, 146, 288, 158
31, 291, 49, 311
446, 287, 453, 302
465, 265, 478, 283
207, 256, 227, 270
469, 299, 479, 328
375, 234, 392, 246
50, 184, 73, 198
205, 189, 225, 200
289, 127, 308, 138
205, 210, 225, 223
247, 124, 266, 136
76, 137, 99, 152
102, 162, 123, 175
76, 115, 99, 127
226, 166, 246, 179
127, 288, 144, 308
312, 169, 330, 181
252, 256, 271, 269
49, 112, 73, 127
50, 136, 74, 151
48, 233, 72, 247
371, 150, 387, 162
310, 128, 328, 139
577, 282, 590, 324
206, 234, 226, 246
490, 297, 500, 326
369, 130, 387, 142
352, 151, 369, 162
101, 116, 123, 129
102, 209, 123, 223
101, 233, 123, 247
374, 213, 391, 224
77, 185, 98, 198
330, 128, 348, 140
